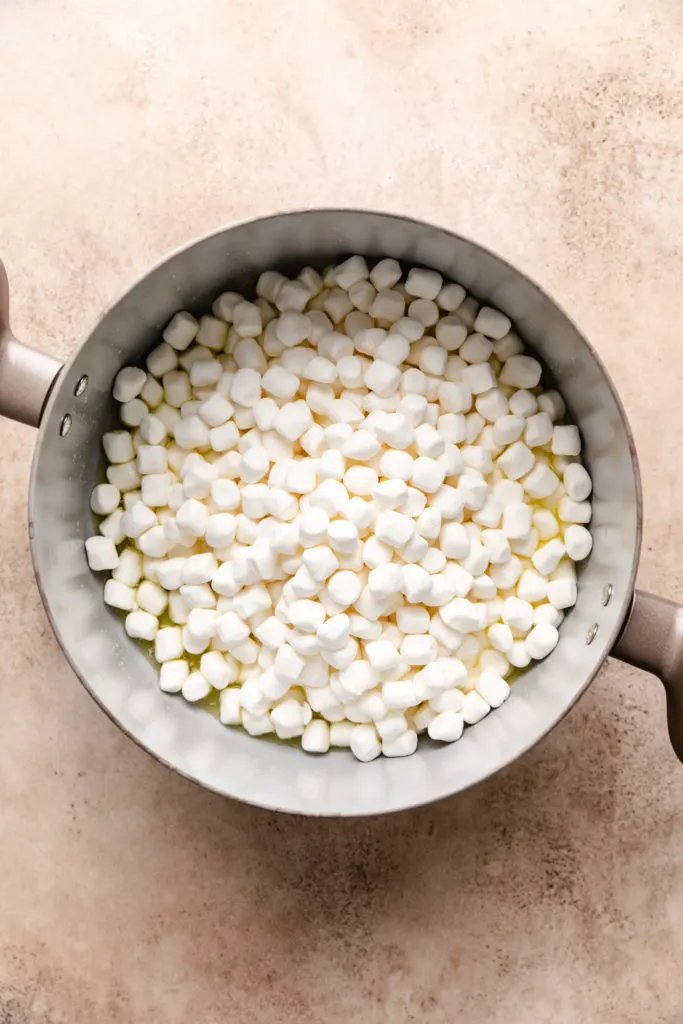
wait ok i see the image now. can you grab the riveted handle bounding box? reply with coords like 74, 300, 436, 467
0, 259, 63, 428
613, 590, 683, 763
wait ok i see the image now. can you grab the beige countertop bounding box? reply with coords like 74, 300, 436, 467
2, 1, 683, 1020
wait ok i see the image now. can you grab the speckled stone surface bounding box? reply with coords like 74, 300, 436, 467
2, 1, 683, 1020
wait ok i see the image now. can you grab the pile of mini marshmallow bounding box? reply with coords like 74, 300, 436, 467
84, 256, 593, 762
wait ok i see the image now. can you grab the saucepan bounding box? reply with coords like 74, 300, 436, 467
1, 209, 681, 816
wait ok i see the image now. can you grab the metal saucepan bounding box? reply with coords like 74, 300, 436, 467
2, 210, 681, 816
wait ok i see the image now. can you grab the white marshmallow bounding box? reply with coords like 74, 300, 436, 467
501, 596, 534, 632
400, 635, 437, 665
85, 536, 120, 572
461, 691, 490, 724
564, 524, 593, 561
375, 510, 415, 549
364, 359, 402, 398
428, 711, 464, 743
525, 623, 559, 660
274, 401, 313, 442
552, 424, 581, 456
159, 659, 189, 693
532, 538, 566, 575
514, 567, 546, 604
522, 463, 559, 499
476, 668, 510, 707
439, 522, 470, 560
474, 306, 511, 339
90, 483, 121, 516
547, 576, 578, 610
326, 570, 362, 609
460, 363, 496, 395
500, 355, 542, 389
502, 502, 533, 539
382, 729, 418, 757
564, 463, 592, 502
155, 626, 184, 662
491, 414, 525, 447
405, 267, 442, 300
113, 366, 147, 404
558, 497, 592, 524
440, 598, 486, 633
163, 312, 198, 351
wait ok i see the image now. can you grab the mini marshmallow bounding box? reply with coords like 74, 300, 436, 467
564, 463, 592, 502
476, 668, 510, 707
382, 730, 418, 757
375, 510, 415, 549
456, 477, 489, 516
372, 479, 408, 510
288, 599, 326, 633
500, 355, 542, 389
502, 502, 533, 539
176, 498, 209, 537
508, 389, 537, 417
411, 457, 445, 495
272, 402, 312, 444
518, 573, 548, 602
302, 719, 331, 754
552, 424, 581, 456
501, 596, 534, 632
364, 359, 402, 398
369, 258, 401, 290
163, 312, 198, 351
317, 614, 351, 651
400, 635, 437, 665
564, 524, 593, 561
491, 414, 525, 448
113, 366, 147, 404
532, 539, 566, 575
299, 507, 330, 547
86, 536, 120, 571
522, 463, 559, 499
155, 626, 184, 663
327, 570, 362, 609
489, 555, 523, 591
159, 659, 190, 693
547, 576, 578, 610
342, 429, 381, 461
534, 603, 564, 628
558, 497, 592, 524
327, 520, 359, 554
90, 483, 121, 516
524, 411, 553, 448
497, 442, 535, 480
474, 306, 511, 340
405, 267, 442, 300
460, 363, 496, 395
428, 711, 464, 743
440, 598, 486, 633
525, 623, 559, 660
440, 522, 470, 560
461, 691, 490, 725
103, 430, 135, 465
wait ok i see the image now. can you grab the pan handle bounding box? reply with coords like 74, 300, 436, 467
613, 590, 683, 762
0, 259, 63, 428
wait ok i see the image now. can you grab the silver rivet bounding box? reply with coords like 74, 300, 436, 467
601, 583, 613, 607
586, 623, 599, 645
74, 375, 88, 397
59, 414, 72, 437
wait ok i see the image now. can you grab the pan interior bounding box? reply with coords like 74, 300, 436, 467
29, 210, 641, 815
